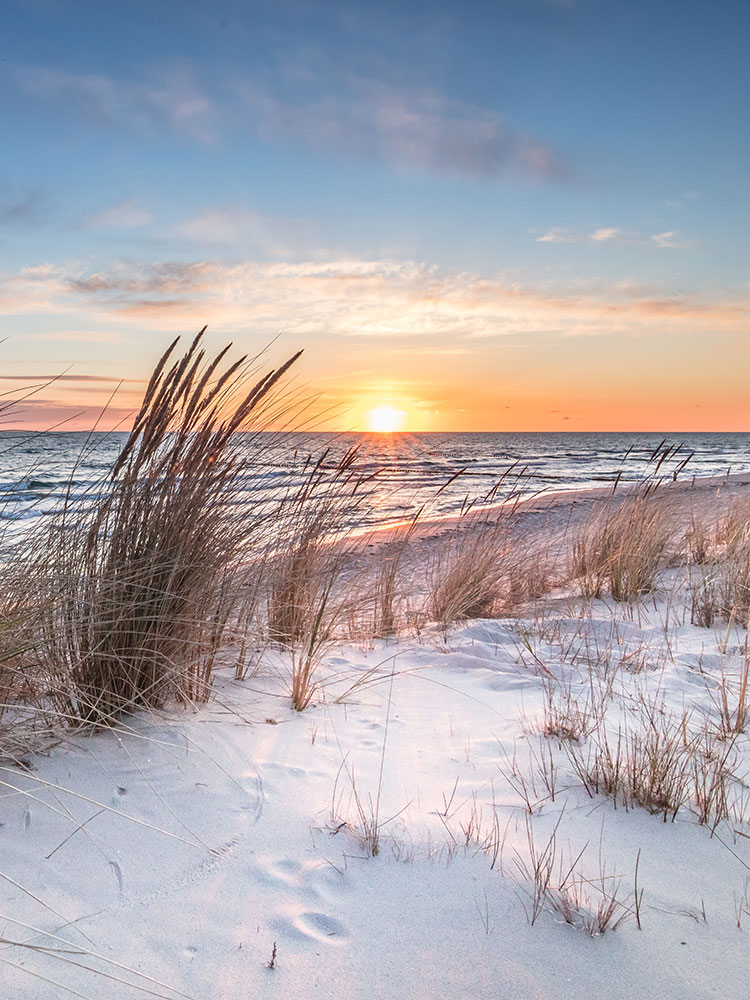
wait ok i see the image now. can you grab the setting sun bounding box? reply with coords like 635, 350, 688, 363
367, 405, 406, 433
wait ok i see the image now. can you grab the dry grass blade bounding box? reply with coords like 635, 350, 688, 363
263, 448, 375, 710
5, 332, 301, 729
427, 473, 528, 628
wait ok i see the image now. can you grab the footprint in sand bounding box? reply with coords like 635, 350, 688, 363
270, 909, 349, 946
254, 856, 305, 889
294, 911, 348, 943
254, 855, 346, 902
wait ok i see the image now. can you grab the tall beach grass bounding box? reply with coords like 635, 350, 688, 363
2, 332, 301, 732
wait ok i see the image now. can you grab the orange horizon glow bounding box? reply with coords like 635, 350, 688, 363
3, 385, 750, 434
3, 256, 750, 434
2, 344, 750, 434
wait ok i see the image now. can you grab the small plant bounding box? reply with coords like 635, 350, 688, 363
712, 656, 750, 736
329, 666, 396, 855
572, 494, 673, 603
263, 449, 374, 710
564, 700, 695, 821
540, 675, 601, 744
512, 815, 636, 935
734, 878, 750, 929
691, 725, 738, 832
371, 510, 422, 637
267, 942, 278, 970
690, 502, 750, 627
427, 476, 525, 627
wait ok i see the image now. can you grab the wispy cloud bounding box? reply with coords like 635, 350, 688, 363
66, 261, 215, 297
8, 55, 566, 182
0, 186, 50, 227
590, 227, 634, 243
25, 329, 124, 343
178, 207, 313, 256
0, 263, 72, 314
3, 257, 744, 344
239, 74, 567, 181
665, 190, 699, 208
10, 61, 215, 142
3, 398, 137, 432
650, 230, 691, 249
536, 225, 692, 248
0, 373, 140, 383
86, 199, 152, 229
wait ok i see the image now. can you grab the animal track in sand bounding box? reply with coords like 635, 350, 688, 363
118, 836, 242, 911
256, 854, 351, 952
253, 855, 346, 903
360, 720, 384, 731
262, 762, 326, 780
254, 856, 306, 889
294, 911, 349, 943
257, 854, 350, 949
269, 908, 349, 947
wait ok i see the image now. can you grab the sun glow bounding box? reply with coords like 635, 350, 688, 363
367, 405, 406, 433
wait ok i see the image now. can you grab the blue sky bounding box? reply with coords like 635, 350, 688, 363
1, 0, 748, 430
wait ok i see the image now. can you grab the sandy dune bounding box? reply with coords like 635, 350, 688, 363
2, 479, 750, 999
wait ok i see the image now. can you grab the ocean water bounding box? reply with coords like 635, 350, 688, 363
1, 430, 749, 533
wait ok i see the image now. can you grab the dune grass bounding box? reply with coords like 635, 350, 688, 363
572, 491, 674, 602
690, 498, 750, 627
5, 332, 301, 728
426, 478, 524, 627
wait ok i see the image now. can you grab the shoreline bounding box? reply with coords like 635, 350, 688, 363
358, 467, 750, 551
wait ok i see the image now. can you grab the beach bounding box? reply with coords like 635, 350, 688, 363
4, 0, 749, 994
3, 467, 750, 1000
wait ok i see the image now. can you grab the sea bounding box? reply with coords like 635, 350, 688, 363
1, 430, 749, 536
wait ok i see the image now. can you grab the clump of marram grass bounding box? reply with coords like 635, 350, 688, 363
563, 688, 745, 830
539, 673, 606, 744
7, 331, 300, 726
428, 519, 510, 625
426, 477, 526, 627
689, 502, 750, 627
572, 492, 674, 602
564, 698, 695, 822
571, 441, 696, 603
710, 656, 750, 737
263, 448, 378, 710
266, 448, 363, 644
370, 510, 423, 638
511, 815, 637, 935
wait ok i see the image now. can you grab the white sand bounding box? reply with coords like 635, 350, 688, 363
2, 482, 750, 999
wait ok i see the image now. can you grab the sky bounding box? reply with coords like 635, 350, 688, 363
0, 0, 748, 431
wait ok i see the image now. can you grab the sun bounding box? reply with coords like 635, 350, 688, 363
367, 405, 406, 433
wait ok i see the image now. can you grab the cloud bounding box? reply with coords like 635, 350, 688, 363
4, 257, 745, 347
2, 399, 137, 432
0, 186, 50, 227
651, 230, 691, 249
535, 227, 579, 244
178, 207, 313, 256
590, 227, 633, 243
86, 199, 152, 229
66, 261, 215, 297
666, 190, 699, 208
25, 329, 124, 343
8, 56, 565, 182
239, 75, 567, 181
0, 263, 72, 314
10, 62, 215, 142
0, 373, 140, 383
536, 225, 691, 248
